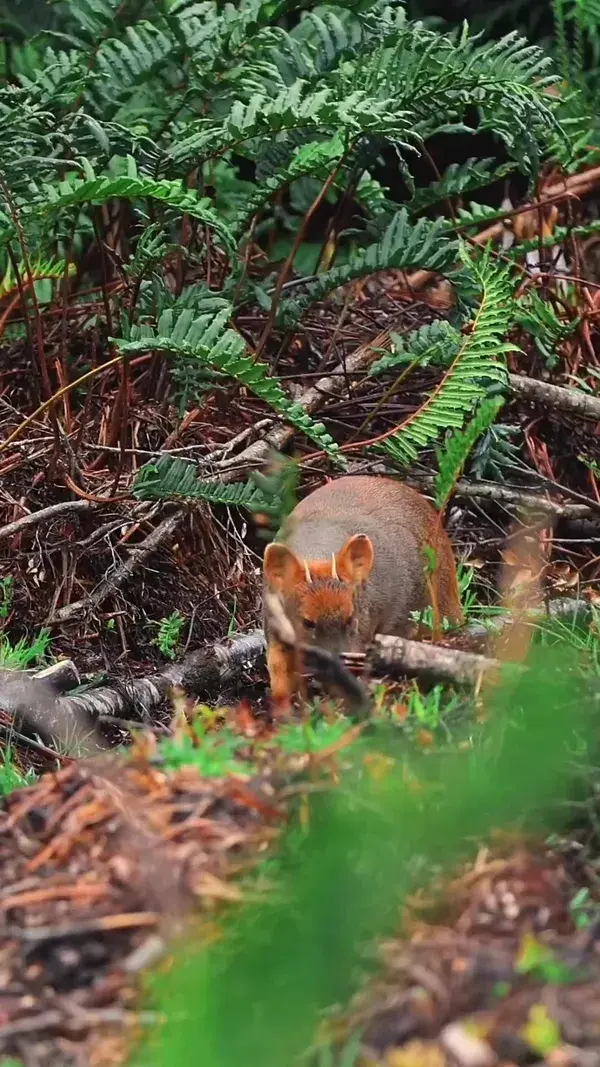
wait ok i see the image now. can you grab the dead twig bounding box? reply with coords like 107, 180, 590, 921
0, 499, 97, 542
418, 477, 600, 519
50, 507, 185, 623
214, 327, 392, 480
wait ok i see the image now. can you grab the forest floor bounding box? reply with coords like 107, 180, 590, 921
1, 191, 600, 1065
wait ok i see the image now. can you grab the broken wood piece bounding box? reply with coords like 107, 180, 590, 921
509, 372, 600, 422
0, 669, 106, 757
0, 631, 266, 757
34, 659, 80, 693
367, 634, 506, 686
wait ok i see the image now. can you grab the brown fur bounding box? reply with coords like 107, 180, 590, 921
263, 476, 463, 715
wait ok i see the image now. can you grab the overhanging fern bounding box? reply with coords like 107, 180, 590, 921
276, 210, 460, 326
434, 396, 505, 510
0, 255, 75, 298
19, 174, 236, 255
113, 301, 342, 461
378, 248, 516, 467
407, 158, 516, 213
370, 319, 462, 376
133, 456, 270, 509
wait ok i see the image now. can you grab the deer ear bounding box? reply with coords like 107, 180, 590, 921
264, 543, 306, 592
336, 534, 374, 584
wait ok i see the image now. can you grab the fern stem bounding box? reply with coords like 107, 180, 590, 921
348, 355, 422, 444
255, 159, 345, 358
0, 356, 124, 456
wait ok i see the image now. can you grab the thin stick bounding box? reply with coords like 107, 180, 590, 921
0, 355, 123, 455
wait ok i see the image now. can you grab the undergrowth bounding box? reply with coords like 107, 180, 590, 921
0, 747, 36, 795
1, 0, 598, 516
132, 637, 600, 1067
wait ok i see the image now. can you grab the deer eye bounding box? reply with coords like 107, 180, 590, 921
302, 618, 316, 631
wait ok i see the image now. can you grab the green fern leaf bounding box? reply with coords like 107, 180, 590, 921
66, 0, 121, 38
95, 21, 175, 99
408, 159, 516, 213
277, 210, 459, 326
133, 456, 270, 509
20, 175, 235, 254
113, 302, 342, 461
0, 255, 75, 297
370, 320, 461, 376
169, 81, 413, 169
379, 248, 517, 467
434, 396, 505, 510
232, 132, 346, 238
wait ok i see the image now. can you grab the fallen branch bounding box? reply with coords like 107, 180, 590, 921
414, 476, 600, 519
448, 479, 599, 519
0, 669, 105, 757
347, 462, 600, 520
366, 634, 504, 686
64, 627, 265, 725
34, 659, 80, 692
0, 499, 98, 542
0, 630, 267, 756
509, 372, 600, 422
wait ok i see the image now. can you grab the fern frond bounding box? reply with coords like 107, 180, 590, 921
408, 159, 516, 213
277, 210, 459, 326
232, 132, 346, 238
370, 320, 461, 376
20, 174, 235, 254
434, 397, 505, 510
94, 21, 176, 108
0, 255, 75, 298
133, 456, 270, 509
169, 82, 414, 169
113, 302, 342, 461
379, 248, 516, 468
64, 0, 123, 39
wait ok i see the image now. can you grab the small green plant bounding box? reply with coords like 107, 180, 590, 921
515, 931, 577, 985
457, 563, 479, 618
155, 613, 186, 660
310, 1031, 363, 1067
0, 629, 51, 669
226, 599, 239, 639
276, 719, 352, 756
569, 887, 598, 930
0, 747, 37, 796
409, 604, 458, 632
0, 577, 13, 620
405, 682, 461, 730
533, 606, 600, 675
159, 723, 254, 778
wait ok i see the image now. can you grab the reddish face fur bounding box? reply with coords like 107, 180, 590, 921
264, 536, 373, 655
